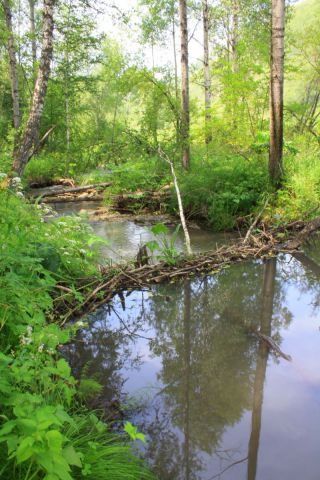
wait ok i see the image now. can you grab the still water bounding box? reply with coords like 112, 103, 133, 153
64, 235, 320, 480
53, 200, 235, 261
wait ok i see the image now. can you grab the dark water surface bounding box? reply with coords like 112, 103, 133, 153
64, 234, 320, 480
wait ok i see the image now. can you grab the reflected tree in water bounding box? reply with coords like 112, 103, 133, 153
63, 253, 315, 479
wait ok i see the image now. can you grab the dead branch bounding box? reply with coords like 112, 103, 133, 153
55, 216, 320, 323
158, 146, 192, 255
243, 196, 269, 244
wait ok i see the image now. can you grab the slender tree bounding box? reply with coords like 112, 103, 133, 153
179, 0, 190, 170
13, 0, 55, 176
269, 0, 285, 186
230, 0, 239, 73
2, 0, 21, 130
29, 0, 37, 75
202, 0, 212, 144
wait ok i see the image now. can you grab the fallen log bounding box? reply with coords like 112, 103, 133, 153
45, 194, 104, 203
57, 216, 320, 323
284, 216, 320, 250
29, 182, 112, 199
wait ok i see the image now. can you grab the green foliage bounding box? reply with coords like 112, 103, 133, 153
124, 421, 146, 443
0, 189, 154, 480
266, 149, 320, 222
78, 379, 103, 401
84, 158, 170, 195
175, 154, 269, 230
146, 223, 180, 264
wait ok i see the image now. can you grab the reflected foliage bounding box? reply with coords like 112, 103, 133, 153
64, 253, 320, 479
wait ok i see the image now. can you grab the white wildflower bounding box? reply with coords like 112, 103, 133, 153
38, 344, 45, 353
20, 335, 32, 345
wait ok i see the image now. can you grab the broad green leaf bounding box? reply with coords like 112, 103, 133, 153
124, 421, 146, 443
145, 240, 159, 252
45, 430, 63, 451
56, 359, 71, 378
0, 420, 16, 437
150, 223, 168, 235
62, 445, 82, 467
16, 436, 34, 463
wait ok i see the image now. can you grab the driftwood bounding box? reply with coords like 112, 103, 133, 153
284, 216, 320, 250
45, 194, 104, 204
243, 196, 269, 244
57, 217, 320, 323
29, 182, 112, 199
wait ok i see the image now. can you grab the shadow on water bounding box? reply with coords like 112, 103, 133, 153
63, 236, 320, 480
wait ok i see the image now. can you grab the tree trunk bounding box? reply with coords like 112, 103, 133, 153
230, 0, 239, 73
2, 0, 21, 130
179, 0, 190, 170
202, 0, 212, 145
269, 0, 285, 186
172, 14, 180, 144
29, 0, 37, 75
183, 282, 191, 480
65, 94, 71, 174
247, 258, 276, 480
13, 0, 55, 176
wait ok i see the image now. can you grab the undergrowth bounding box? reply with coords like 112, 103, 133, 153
0, 189, 154, 480
77, 157, 170, 194
174, 154, 269, 230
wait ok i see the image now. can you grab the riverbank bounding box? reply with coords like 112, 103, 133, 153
0, 189, 155, 480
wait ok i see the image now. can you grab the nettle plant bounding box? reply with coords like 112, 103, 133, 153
0, 191, 152, 480
0, 324, 80, 480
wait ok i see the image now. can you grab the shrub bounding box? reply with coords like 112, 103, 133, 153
174, 154, 269, 230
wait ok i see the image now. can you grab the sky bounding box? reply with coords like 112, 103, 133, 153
97, 0, 303, 71
97, 0, 204, 70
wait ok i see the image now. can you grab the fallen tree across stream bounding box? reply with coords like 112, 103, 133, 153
28, 182, 112, 201
56, 216, 320, 324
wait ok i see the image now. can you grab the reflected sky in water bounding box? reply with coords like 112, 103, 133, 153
53, 200, 236, 262
64, 238, 320, 480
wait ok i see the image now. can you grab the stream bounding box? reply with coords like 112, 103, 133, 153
59, 201, 320, 480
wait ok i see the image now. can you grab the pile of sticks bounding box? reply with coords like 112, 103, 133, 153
57, 216, 320, 323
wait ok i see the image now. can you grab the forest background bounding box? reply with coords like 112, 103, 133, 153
0, 0, 319, 230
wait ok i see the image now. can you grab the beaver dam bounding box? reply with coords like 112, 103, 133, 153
55, 201, 320, 480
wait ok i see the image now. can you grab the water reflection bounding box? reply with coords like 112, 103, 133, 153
52, 200, 236, 261
64, 251, 320, 479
